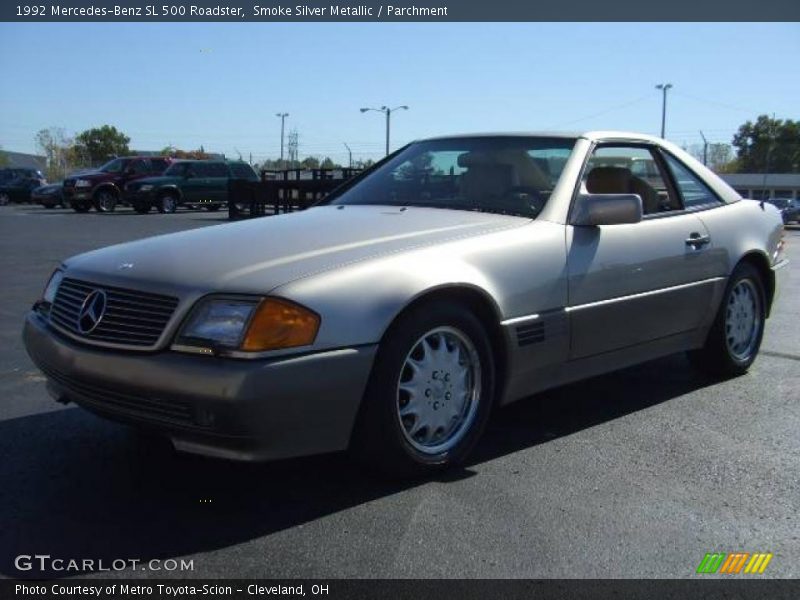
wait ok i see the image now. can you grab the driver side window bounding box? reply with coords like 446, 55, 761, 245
582, 145, 681, 215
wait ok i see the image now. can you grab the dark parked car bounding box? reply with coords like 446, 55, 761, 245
32, 182, 66, 208
766, 197, 800, 224
0, 169, 47, 205
125, 160, 259, 214
63, 156, 172, 213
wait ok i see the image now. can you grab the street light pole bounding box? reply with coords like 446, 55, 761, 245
360, 105, 409, 156
699, 130, 708, 166
655, 84, 672, 138
343, 142, 353, 168
276, 112, 289, 167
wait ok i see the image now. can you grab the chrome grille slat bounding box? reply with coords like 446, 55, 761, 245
103, 310, 168, 325
103, 297, 175, 313
49, 277, 179, 349
100, 318, 164, 332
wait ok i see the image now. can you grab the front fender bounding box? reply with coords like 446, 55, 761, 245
269, 221, 569, 352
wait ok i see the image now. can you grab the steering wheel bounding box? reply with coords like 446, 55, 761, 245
498, 186, 545, 216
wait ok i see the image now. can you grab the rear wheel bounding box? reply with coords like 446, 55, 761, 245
93, 189, 118, 213
688, 262, 766, 376
350, 301, 495, 476
157, 193, 178, 214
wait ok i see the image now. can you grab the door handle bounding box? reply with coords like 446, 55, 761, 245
685, 233, 711, 248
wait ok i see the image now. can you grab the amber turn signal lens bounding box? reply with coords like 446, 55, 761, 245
240, 298, 320, 352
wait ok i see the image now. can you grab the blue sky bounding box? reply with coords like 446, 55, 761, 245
1, 22, 798, 163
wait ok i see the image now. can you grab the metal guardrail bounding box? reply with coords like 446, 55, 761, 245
228, 168, 362, 219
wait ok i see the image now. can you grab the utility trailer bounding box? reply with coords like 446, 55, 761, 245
228, 168, 362, 219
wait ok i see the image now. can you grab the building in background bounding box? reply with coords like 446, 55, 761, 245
0, 151, 46, 171
721, 173, 800, 200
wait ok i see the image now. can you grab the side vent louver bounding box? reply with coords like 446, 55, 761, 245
516, 321, 545, 347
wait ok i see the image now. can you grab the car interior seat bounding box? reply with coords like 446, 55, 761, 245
586, 166, 660, 214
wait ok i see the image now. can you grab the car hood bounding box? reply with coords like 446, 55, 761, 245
64, 205, 528, 295
67, 169, 103, 179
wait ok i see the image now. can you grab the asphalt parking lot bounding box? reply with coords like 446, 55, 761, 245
0, 204, 798, 580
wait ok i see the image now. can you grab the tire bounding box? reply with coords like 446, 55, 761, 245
688, 262, 766, 377
350, 301, 495, 477
93, 189, 118, 213
72, 201, 91, 213
157, 193, 178, 214
133, 202, 151, 214
205, 205, 221, 212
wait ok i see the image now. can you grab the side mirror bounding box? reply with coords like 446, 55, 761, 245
571, 193, 643, 226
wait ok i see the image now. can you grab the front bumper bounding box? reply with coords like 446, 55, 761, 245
771, 258, 789, 309
23, 311, 377, 461
63, 187, 92, 202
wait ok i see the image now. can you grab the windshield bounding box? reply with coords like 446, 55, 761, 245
99, 158, 129, 173
327, 137, 577, 218
163, 162, 189, 176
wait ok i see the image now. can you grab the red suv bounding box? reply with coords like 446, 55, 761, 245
64, 156, 172, 213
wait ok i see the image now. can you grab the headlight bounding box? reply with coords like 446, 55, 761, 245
139, 184, 154, 192
75, 179, 92, 188
174, 297, 320, 354
177, 299, 257, 348
42, 269, 64, 304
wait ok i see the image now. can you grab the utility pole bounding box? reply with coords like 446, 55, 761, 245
655, 83, 672, 138
699, 130, 709, 166
360, 105, 409, 156
343, 142, 352, 168
287, 129, 299, 167
760, 113, 777, 205
276, 113, 289, 167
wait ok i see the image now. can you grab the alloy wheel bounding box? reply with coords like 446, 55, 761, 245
725, 278, 762, 362
396, 326, 481, 455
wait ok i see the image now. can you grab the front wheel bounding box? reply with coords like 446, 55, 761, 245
93, 189, 118, 213
350, 302, 495, 476
688, 262, 766, 376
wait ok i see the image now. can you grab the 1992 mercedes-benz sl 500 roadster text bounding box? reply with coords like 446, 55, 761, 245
23, 132, 788, 474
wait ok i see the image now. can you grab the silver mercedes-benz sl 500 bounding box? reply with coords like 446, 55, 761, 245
23, 132, 788, 475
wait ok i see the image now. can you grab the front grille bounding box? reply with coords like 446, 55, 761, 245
49, 277, 179, 348
39, 362, 194, 426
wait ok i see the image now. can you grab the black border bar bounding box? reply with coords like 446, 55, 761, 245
5, 580, 800, 600
2, 0, 800, 22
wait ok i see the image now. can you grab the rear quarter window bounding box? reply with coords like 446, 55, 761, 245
229, 163, 258, 180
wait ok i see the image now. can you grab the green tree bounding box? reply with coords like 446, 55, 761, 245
320, 156, 341, 169
73, 125, 131, 166
300, 156, 320, 169
732, 115, 800, 173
